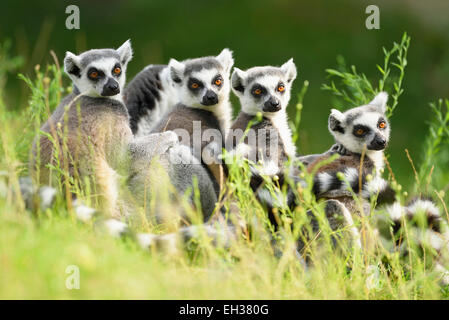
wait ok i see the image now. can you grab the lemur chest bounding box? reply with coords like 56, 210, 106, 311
153, 105, 223, 152
66, 102, 132, 154
228, 113, 289, 165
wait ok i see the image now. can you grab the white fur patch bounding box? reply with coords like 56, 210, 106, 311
136, 233, 156, 249
369, 92, 388, 113
408, 199, 440, 218
363, 176, 388, 199
103, 219, 128, 238
385, 202, 404, 221
435, 263, 449, 286
38, 186, 57, 210
331, 200, 362, 248
259, 160, 280, 176
416, 229, 444, 251
168, 144, 201, 165
270, 111, 296, 157
344, 167, 359, 187
317, 172, 333, 193
235, 143, 252, 158
75, 204, 97, 222
367, 151, 385, 173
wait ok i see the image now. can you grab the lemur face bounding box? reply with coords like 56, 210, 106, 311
168, 48, 234, 109
231, 59, 297, 117
328, 92, 391, 154
63, 40, 133, 99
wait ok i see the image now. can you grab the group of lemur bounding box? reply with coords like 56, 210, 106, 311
22, 40, 449, 283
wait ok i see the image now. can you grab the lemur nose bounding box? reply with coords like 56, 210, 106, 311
263, 97, 281, 112
102, 78, 120, 96
201, 90, 218, 106
369, 136, 387, 150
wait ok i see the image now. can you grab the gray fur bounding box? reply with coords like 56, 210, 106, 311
183, 57, 223, 76
78, 49, 120, 68
128, 132, 218, 222
31, 43, 134, 218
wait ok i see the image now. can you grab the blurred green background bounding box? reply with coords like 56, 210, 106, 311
1, 0, 448, 185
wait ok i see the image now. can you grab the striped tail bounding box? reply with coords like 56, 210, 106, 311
379, 197, 449, 285
313, 168, 396, 205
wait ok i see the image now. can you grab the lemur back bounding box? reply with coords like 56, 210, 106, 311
124, 64, 177, 135
153, 104, 223, 158
32, 40, 134, 217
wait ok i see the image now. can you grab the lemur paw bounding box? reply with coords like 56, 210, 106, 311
330, 143, 351, 156
168, 144, 201, 165
202, 141, 222, 165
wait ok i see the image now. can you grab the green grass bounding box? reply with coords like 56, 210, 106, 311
1, 35, 449, 300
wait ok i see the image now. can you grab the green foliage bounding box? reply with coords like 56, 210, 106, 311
419, 99, 449, 194
322, 32, 410, 118
0, 40, 23, 89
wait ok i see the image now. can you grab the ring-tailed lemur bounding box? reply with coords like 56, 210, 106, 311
31, 40, 134, 217
148, 49, 234, 193
304, 92, 396, 209
124, 49, 234, 137
225, 59, 297, 189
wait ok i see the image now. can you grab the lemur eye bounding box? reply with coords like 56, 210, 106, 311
191, 82, 199, 89
114, 67, 121, 75
277, 84, 285, 92
89, 71, 98, 79
356, 128, 365, 135
254, 88, 262, 95
214, 79, 222, 86
378, 121, 386, 129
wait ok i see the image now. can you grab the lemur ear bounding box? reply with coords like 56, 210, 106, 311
328, 109, 345, 133
116, 39, 133, 66
280, 58, 297, 83
168, 58, 185, 84
64, 51, 81, 78
231, 67, 247, 95
369, 92, 388, 113
216, 48, 234, 74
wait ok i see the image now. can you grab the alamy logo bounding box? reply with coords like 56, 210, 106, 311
65, 265, 80, 289
65, 5, 80, 30
365, 5, 380, 30
168, 123, 281, 166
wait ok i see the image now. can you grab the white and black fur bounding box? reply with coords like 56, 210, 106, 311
226, 59, 297, 188
124, 49, 234, 137
124, 65, 177, 135
377, 197, 449, 285
65, 40, 133, 102
148, 49, 234, 194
